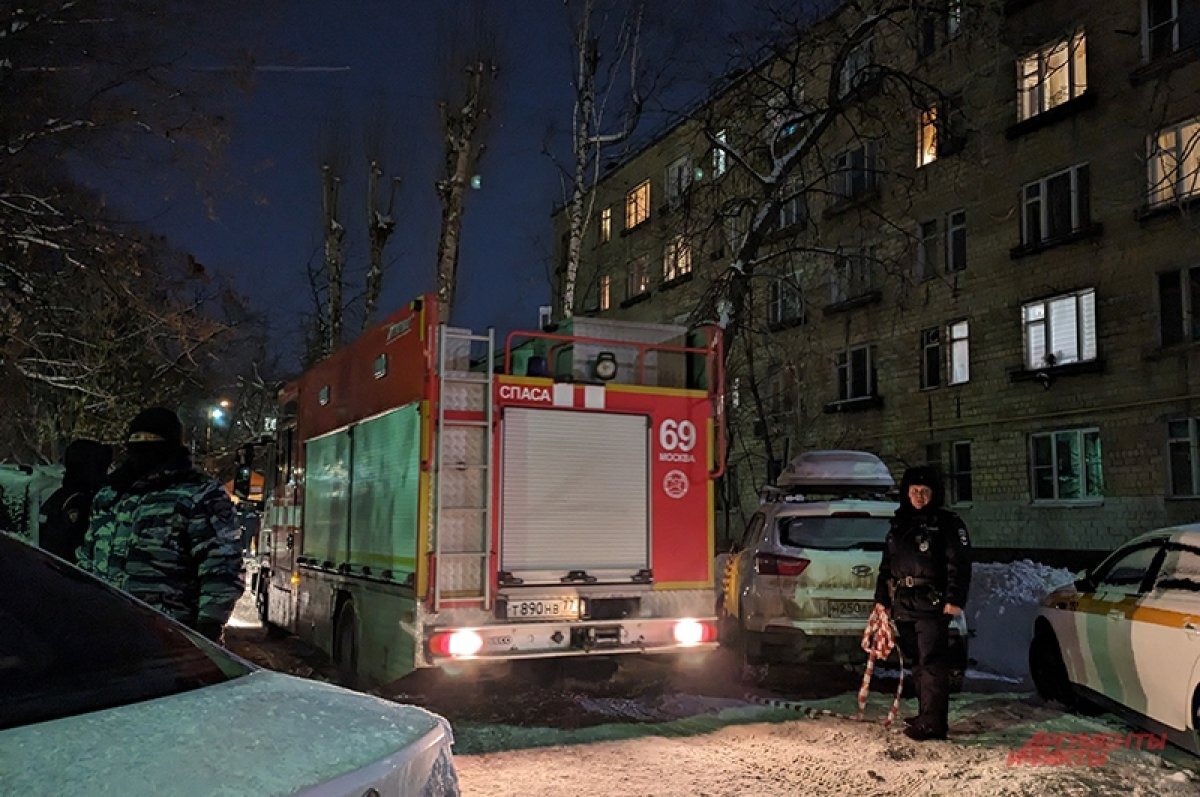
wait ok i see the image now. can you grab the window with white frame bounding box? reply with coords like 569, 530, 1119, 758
832, 142, 878, 201
1159, 266, 1200, 345
628, 254, 650, 297
777, 176, 805, 229
663, 235, 692, 281
920, 327, 941, 389
1022, 289, 1096, 369
712, 129, 729, 178
1148, 117, 1200, 207
625, 180, 650, 228
948, 319, 970, 384
599, 274, 611, 311
945, 210, 967, 272
1143, 0, 1191, 61
947, 0, 964, 39
917, 106, 939, 167
917, 220, 939, 280
835, 344, 875, 401
665, 157, 692, 206
1030, 428, 1103, 502
599, 206, 612, 244
839, 38, 873, 96
768, 271, 804, 327
831, 248, 875, 304
951, 440, 972, 503
1168, 418, 1200, 497
1021, 163, 1091, 246
1017, 31, 1087, 121
765, 369, 790, 421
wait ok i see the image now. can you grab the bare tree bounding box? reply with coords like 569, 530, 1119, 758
363, 161, 401, 330
431, 3, 500, 322
557, 0, 645, 320
320, 164, 346, 354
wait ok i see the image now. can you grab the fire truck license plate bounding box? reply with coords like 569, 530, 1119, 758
827, 600, 874, 618
507, 598, 581, 620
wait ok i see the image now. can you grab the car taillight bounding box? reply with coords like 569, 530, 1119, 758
755, 553, 810, 576
428, 629, 484, 658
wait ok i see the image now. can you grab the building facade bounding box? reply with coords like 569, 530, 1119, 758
550, 0, 1200, 559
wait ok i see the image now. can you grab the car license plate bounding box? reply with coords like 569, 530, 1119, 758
827, 600, 873, 618
506, 598, 581, 620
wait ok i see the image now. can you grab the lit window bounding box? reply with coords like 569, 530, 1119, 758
768, 271, 804, 328
945, 210, 967, 272
951, 441, 972, 504
1021, 163, 1090, 246
917, 220, 939, 281
1148, 117, 1200, 208
665, 157, 692, 206
1017, 31, 1087, 121
599, 274, 611, 311
625, 180, 650, 228
628, 254, 650, 296
1158, 266, 1200, 345
1030, 429, 1103, 502
917, 106, 939, 167
663, 235, 692, 281
835, 345, 875, 401
948, 319, 969, 385
1168, 418, 1200, 497
600, 207, 612, 243
712, 129, 728, 178
920, 327, 941, 389
1022, 289, 1097, 369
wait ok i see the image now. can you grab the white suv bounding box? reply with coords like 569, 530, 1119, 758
719, 451, 969, 683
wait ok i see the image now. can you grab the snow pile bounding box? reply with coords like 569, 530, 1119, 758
966, 560, 1075, 680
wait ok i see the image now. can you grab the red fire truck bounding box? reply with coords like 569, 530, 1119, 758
253, 294, 726, 685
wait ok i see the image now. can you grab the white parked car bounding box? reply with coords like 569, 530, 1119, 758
1029, 524, 1200, 754
720, 451, 969, 684
0, 533, 460, 795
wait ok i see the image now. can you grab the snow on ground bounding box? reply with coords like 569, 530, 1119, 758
454, 691, 1197, 797
965, 560, 1076, 680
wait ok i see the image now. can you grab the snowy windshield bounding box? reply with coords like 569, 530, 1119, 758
778, 516, 890, 551
0, 534, 251, 730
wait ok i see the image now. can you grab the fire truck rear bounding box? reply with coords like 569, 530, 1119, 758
254, 294, 725, 685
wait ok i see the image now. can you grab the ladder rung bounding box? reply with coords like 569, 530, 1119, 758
440, 463, 489, 470
440, 419, 488, 427
442, 374, 490, 383
439, 506, 487, 512
443, 333, 494, 343
439, 551, 489, 557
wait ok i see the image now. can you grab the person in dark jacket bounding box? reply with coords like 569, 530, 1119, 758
39, 439, 113, 561
77, 407, 243, 642
873, 465, 971, 741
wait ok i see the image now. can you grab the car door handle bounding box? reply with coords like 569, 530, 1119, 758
1107, 609, 1124, 621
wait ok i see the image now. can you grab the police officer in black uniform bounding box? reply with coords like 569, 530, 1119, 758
873, 465, 971, 741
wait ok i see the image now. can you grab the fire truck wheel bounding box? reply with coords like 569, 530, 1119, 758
334, 601, 361, 689
254, 570, 270, 623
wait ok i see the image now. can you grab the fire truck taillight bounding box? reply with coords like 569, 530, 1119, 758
429, 629, 484, 658
673, 619, 716, 647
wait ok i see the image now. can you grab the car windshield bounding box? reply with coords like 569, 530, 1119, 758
0, 533, 252, 730
778, 515, 891, 551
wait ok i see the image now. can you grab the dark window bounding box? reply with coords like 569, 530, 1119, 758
1021, 164, 1090, 246
0, 536, 249, 730
952, 441, 973, 503
1168, 418, 1200, 497
836, 345, 875, 401
946, 210, 967, 272
920, 327, 942, 389
1159, 267, 1200, 346
779, 515, 891, 551
917, 220, 939, 280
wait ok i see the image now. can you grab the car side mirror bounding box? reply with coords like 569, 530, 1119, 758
1073, 570, 1093, 592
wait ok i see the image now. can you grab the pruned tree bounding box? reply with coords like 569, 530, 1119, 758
320, 164, 346, 354
432, 4, 499, 323
363, 161, 401, 330
556, 0, 646, 320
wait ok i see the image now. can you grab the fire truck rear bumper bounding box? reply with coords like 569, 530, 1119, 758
423, 616, 719, 665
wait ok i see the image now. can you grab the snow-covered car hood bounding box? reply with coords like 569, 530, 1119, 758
0, 669, 456, 796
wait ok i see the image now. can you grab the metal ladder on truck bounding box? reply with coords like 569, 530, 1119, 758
433, 325, 495, 611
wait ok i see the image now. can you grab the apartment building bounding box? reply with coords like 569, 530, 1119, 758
549, 0, 1200, 558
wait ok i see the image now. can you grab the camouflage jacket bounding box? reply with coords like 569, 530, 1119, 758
77, 465, 243, 630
